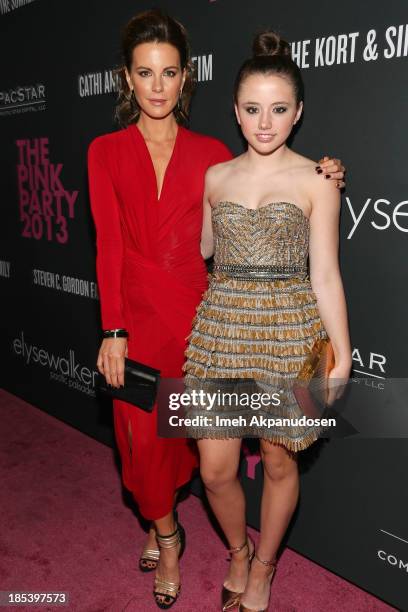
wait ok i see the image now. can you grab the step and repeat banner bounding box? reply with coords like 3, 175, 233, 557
1, 1, 407, 608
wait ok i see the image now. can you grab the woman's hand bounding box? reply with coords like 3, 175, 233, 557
97, 337, 128, 388
316, 156, 346, 189
327, 361, 352, 406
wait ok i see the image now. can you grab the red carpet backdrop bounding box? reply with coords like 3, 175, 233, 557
1, 1, 407, 609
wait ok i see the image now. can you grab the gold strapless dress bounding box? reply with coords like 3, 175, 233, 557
182, 201, 328, 452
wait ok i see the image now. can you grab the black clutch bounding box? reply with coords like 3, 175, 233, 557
96, 357, 161, 412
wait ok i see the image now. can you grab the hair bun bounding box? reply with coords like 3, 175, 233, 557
252, 30, 291, 58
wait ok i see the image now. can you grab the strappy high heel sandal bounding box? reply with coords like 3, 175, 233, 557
139, 542, 160, 572
238, 552, 278, 612
139, 510, 180, 573
221, 535, 255, 611
153, 519, 186, 609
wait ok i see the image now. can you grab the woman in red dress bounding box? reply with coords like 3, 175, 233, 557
87, 9, 345, 609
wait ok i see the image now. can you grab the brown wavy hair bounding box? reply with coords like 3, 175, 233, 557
234, 30, 304, 106
114, 9, 196, 127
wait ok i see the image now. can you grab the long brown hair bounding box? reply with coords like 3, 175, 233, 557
114, 9, 196, 127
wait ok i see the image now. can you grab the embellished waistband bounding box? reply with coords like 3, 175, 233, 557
212, 263, 308, 280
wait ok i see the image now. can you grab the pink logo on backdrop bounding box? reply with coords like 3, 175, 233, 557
242, 444, 261, 479
16, 137, 79, 244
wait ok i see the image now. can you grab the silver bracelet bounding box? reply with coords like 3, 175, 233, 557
102, 328, 129, 338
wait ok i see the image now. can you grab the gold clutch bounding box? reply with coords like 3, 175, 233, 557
293, 338, 335, 418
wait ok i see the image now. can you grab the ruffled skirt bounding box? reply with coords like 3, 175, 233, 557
182, 272, 328, 452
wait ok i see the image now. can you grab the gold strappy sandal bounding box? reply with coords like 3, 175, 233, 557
221, 535, 255, 611
238, 552, 277, 612
139, 544, 160, 572
153, 521, 186, 609
139, 511, 180, 572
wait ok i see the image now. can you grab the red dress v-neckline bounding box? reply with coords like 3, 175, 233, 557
131, 122, 182, 202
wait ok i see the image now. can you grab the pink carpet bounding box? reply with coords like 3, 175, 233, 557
0, 389, 396, 612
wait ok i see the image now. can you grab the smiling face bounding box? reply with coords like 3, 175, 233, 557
234, 72, 303, 155
125, 41, 186, 120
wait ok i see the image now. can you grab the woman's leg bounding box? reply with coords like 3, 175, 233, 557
128, 400, 179, 577
140, 491, 180, 568
127, 412, 191, 592
131, 413, 160, 569
130, 413, 178, 572
198, 438, 252, 593
152, 510, 182, 606
241, 441, 299, 610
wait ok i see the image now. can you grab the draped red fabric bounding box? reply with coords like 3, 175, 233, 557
88, 123, 232, 519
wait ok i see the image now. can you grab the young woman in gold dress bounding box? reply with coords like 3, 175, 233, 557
183, 30, 352, 612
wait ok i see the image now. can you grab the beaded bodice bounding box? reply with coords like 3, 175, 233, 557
212, 201, 310, 270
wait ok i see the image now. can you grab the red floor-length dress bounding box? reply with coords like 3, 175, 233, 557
88, 123, 232, 520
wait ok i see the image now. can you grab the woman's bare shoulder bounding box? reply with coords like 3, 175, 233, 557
289, 151, 336, 193
288, 150, 318, 174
